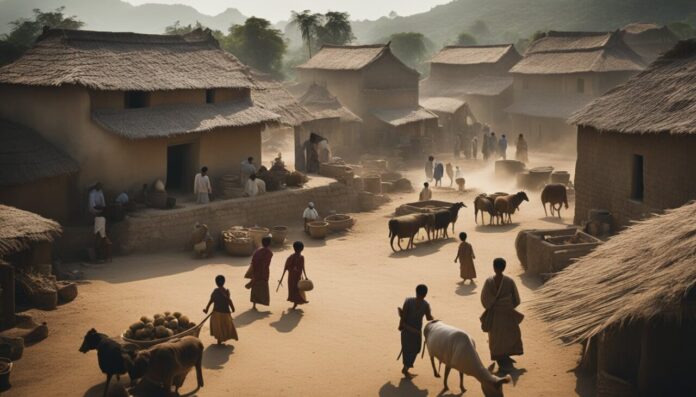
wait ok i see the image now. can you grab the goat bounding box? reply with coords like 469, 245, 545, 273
388, 213, 434, 251
79, 328, 137, 397
494, 192, 529, 224
541, 184, 568, 218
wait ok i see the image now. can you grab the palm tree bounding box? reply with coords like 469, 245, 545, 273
320, 11, 354, 45
290, 10, 322, 58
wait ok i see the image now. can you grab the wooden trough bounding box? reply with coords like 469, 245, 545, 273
395, 200, 453, 216
516, 228, 602, 276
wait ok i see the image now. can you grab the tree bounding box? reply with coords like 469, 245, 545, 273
456, 32, 477, 46
388, 32, 432, 71
316, 11, 354, 46
290, 10, 323, 58
226, 17, 287, 76
165, 21, 204, 35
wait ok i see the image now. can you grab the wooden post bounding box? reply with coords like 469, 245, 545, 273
0, 262, 15, 329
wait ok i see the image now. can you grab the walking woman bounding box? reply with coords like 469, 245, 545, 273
203, 275, 238, 345
279, 241, 309, 310
454, 232, 476, 283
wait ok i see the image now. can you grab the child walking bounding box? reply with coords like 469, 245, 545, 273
203, 275, 239, 345
454, 232, 477, 283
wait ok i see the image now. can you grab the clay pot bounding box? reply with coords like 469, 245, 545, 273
324, 214, 354, 232
271, 226, 288, 246
307, 221, 329, 239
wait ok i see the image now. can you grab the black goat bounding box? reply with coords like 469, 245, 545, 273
80, 328, 136, 397
428, 202, 466, 239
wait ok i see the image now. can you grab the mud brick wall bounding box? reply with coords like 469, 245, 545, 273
574, 126, 696, 228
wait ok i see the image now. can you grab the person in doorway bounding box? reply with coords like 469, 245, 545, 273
399, 284, 434, 378
499, 134, 508, 160
454, 166, 466, 192
244, 174, 260, 197
472, 136, 478, 160
303, 202, 319, 232
419, 182, 432, 201
250, 237, 273, 310
433, 162, 444, 187
203, 275, 238, 345
424, 156, 434, 182
454, 232, 476, 283
481, 258, 524, 372
194, 166, 212, 204
240, 157, 256, 185
516, 133, 528, 163
279, 241, 309, 310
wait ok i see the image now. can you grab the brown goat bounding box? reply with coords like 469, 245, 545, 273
541, 184, 569, 218
474, 193, 507, 225
494, 192, 529, 224
388, 213, 434, 251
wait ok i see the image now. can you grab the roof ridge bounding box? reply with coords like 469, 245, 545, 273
319, 43, 387, 49
37, 28, 218, 47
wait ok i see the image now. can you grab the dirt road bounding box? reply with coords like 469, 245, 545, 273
8, 152, 591, 397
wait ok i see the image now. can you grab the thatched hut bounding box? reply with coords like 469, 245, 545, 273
419, 97, 476, 154
507, 31, 645, 148
569, 39, 696, 228
621, 23, 679, 64
0, 205, 62, 328
0, 120, 79, 222
421, 44, 520, 132
534, 202, 696, 396
0, 28, 279, 216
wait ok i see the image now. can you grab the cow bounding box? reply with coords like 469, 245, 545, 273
388, 213, 434, 252
128, 336, 204, 396
541, 183, 569, 218
428, 202, 466, 239
474, 193, 506, 225
424, 321, 511, 397
79, 328, 137, 397
494, 192, 529, 224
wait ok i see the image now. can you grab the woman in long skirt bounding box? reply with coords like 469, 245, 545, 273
279, 241, 309, 310
454, 232, 476, 283
203, 275, 238, 345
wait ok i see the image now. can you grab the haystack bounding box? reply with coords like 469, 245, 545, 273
0, 205, 61, 257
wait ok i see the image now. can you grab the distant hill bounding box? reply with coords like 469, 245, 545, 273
0, 0, 245, 34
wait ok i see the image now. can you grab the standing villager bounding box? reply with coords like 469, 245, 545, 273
489, 132, 497, 160
240, 157, 257, 186
454, 232, 476, 283
250, 237, 273, 310
398, 284, 434, 378
255, 175, 266, 195
419, 182, 432, 201
498, 135, 508, 160
480, 258, 523, 371
433, 162, 444, 187
482, 133, 490, 160
88, 183, 111, 262
203, 275, 238, 345
454, 166, 465, 192
425, 156, 434, 181
302, 202, 319, 232
244, 174, 260, 197
318, 138, 331, 163
472, 136, 478, 160
279, 241, 309, 310
516, 134, 528, 163
193, 166, 212, 204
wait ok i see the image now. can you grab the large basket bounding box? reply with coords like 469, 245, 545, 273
324, 214, 354, 232
121, 314, 212, 349
270, 226, 288, 245
298, 279, 314, 292
307, 221, 329, 239
249, 227, 270, 248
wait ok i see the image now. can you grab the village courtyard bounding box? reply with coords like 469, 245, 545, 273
5, 152, 591, 397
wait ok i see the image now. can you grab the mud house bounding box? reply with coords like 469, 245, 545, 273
0, 28, 279, 219
421, 44, 521, 132
534, 202, 696, 397
507, 31, 645, 148
621, 23, 679, 63
569, 40, 696, 228
295, 44, 438, 157
418, 96, 476, 154
0, 120, 79, 222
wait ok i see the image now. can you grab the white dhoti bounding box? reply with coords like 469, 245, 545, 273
94, 216, 106, 238
196, 192, 210, 204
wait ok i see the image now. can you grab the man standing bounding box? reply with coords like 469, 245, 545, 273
88, 183, 111, 262
499, 134, 508, 160
419, 182, 432, 201
302, 202, 319, 232
481, 258, 524, 371
240, 157, 256, 186
244, 173, 260, 197
424, 156, 434, 182
193, 166, 212, 204
489, 132, 497, 159
399, 284, 434, 378
472, 136, 478, 160
250, 236, 273, 310
516, 133, 528, 163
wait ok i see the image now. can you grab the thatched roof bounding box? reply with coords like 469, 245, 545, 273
0, 28, 252, 91
0, 119, 79, 186
621, 23, 672, 36
419, 97, 468, 114
429, 44, 519, 66
93, 100, 279, 139
420, 75, 513, 97
506, 94, 593, 119
569, 40, 696, 134
372, 107, 438, 127
0, 204, 62, 256
534, 202, 696, 343
249, 70, 315, 127
510, 31, 645, 74
296, 44, 417, 75
299, 84, 362, 123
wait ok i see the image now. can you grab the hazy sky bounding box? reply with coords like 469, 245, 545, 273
123, 0, 452, 22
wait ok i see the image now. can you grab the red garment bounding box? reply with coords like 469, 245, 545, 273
285, 253, 307, 305
251, 247, 273, 281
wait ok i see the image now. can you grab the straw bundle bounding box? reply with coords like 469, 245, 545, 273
0, 205, 62, 256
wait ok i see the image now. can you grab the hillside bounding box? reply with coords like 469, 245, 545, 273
0, 0, 245, 34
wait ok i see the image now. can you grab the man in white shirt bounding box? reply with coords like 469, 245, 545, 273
193, 166, 212, 204
88, 182, 106, 215
245, 173, 260, 197
302, 202, 319, 232
240, 157, 257, 186
419, 182, 432, 201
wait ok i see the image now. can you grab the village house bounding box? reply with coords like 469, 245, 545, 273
0, 28, 279, 221
418, 96, 476, 154
507, 31, 645, 148
621, 23, 679, 64
535, 202, 696, 397
569, 39, 696, 228
295, 44, 438, 158
421, 44, 521, 133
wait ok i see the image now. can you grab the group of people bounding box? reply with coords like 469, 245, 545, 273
422, 156, 466, 194
479, 131, 528, 163
203, 238, 310, 345
193, 156, 269, 204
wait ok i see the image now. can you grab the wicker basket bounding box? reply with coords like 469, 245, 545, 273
324, 214, 354, 232
224, 238, 254, 256
56, 281, 78, 303
298, 279, 314, 292
307, 221, 329, 239
121, 313, 211, 349
271, 226, 288, 246
249, 227, 270, 248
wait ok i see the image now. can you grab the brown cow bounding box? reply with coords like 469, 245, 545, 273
388, 213, 434, 251
128, 336, 204, 396
541, 184, 568, 218
474, 193, 507, 225
494, 192, 529, 224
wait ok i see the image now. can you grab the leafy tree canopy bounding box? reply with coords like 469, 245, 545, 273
388, 32, 433, 71
226, 17, 287, 76
456, 32, 477, 46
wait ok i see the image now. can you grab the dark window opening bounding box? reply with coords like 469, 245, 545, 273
577, 78, 585, 94
124, 91, 149, 109
631, 154, 644, 201
206, 89, 215, 104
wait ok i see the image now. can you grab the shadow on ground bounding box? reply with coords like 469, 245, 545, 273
202, 343, 234, 370
234, 308, 272, 328
378, 378, 429, 397
269, 309, 304, 333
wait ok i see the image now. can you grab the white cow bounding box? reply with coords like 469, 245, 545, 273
424, 321, 511, 396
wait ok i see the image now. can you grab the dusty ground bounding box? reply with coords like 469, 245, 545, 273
7, 151, 593, 397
